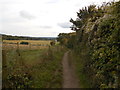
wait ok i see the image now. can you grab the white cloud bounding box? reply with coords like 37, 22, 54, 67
0, 0, 113, 37
19, 10, 36, 20
57, 22, 71, 28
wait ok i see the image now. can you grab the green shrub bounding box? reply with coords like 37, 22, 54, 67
20, 41, 29, 45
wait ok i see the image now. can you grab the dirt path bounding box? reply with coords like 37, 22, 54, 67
62, 51, 79, 88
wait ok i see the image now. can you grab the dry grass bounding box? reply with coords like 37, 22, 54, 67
3, 40, 51, 50
3, 40, 51, 44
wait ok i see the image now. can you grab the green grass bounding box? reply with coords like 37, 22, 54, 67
3, 46, 66, 88
71, 51, 92, 88
6, 49, 45, 68
20, 49, 45, 66
30, 46, 65, 88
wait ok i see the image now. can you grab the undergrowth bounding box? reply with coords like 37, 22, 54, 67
2, 45, 66, 88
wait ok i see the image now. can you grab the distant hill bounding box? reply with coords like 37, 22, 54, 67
1, 34, 56, 40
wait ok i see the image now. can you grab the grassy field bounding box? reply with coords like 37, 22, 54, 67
2, 40, 66, 88
3, 40, 51, 44
3, 40, 51, 50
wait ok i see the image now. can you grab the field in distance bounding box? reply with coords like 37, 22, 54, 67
3, 40, 51, 44
3, 40, 52, 50
2, 39, 65, 88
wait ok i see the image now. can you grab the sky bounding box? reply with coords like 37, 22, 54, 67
0, 0, 114, 37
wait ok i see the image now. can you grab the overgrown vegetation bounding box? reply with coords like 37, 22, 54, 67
57, 1, 120, 88
2, 45, 66, 88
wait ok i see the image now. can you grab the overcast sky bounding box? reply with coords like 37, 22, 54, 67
0, 0, 113, 37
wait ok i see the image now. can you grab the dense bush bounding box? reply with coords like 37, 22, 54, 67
7, 70, 33, 88
90, 17, 119, 88
50, 41, 55, 46
20, 41, 29, 45
57, 1, 120, 88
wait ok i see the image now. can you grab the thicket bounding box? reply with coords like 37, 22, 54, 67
57, 1, 120, 88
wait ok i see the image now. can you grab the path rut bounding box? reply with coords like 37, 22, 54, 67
62, 51, 79, 88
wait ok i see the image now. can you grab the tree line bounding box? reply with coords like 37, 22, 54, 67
2, 34, 56, 40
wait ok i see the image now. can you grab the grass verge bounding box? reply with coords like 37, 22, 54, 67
71, 51, 92, 88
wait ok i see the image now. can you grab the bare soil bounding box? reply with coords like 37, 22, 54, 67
62, 51, 79, 88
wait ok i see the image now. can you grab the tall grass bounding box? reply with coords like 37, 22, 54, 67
2, 45, 66, 88
72, 52, 92, 88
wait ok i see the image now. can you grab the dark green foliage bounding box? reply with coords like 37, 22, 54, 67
70, 18, 83, 31
112, 1, 120, 17
91, 17, 120, 88
7, 69, 33, 88
70, 4, 105, 31
50, 41, 55, 46
57, 33, 69, 45
57, 32, 76, 48
20, 41, 29, 45
2, 34, 56, 40
58, 1, 120, 88
66, 35, 76, 48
